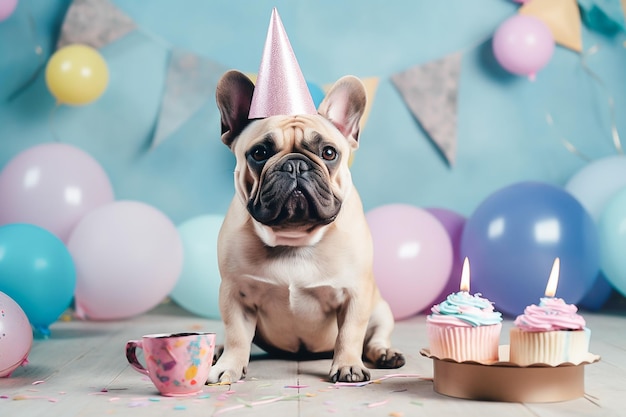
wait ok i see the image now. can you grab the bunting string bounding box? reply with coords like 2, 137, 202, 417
580, 44, 623, 155
545, 112, 593, 162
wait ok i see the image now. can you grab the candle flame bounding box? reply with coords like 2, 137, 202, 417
460, 257, 470, 293
544, 258, 560, 297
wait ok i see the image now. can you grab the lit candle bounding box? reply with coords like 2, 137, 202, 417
459, 257, 470, 293
544, 257, 560, 298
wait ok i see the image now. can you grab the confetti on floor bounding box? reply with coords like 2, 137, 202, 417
334, 373, 425, 387
367, 399, 389, 408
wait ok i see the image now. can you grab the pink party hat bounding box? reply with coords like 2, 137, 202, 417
248, 8, 316, 119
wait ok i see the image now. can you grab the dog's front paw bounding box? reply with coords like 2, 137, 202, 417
207, 356, 248, 384
329, 362, 371, 383
373, 348, 406, 369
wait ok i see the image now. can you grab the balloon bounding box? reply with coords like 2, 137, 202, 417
461, 182, 600, 316
424, 208, 467, 307
565, 155, 626, 222
307, 81, 325, 109
67, 201, 183, 320
598, 187, 626, 298
0, 0, 17, 21
45, 44, 109, 105
170, 215, 224, 320
0, 291, 33, 377
0, 224, 76, 335
564, 155, 626, 309
0, 143, 114, 243
492, 15, 555, 80
366, 204, 453, 320
579, 274, 614, 311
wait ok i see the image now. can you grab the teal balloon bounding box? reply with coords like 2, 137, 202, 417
307, 81, 325, 108
170, 215, 223, 320
599, 187, 626, 298
0, 223, 76, 335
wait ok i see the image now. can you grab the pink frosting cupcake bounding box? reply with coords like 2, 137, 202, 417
427, 291, 503, 363
509, 297, 590, 366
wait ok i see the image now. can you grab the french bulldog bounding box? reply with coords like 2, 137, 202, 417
208, 70, 405, 383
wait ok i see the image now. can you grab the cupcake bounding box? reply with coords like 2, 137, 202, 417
427, 290, 503, 363
509, 297, 590, 366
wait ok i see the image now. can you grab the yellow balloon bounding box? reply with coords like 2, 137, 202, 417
45, 44, 109, 105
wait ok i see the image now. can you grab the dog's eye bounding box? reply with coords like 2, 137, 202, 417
251, 146, 269, 162
321, 146, 337, 161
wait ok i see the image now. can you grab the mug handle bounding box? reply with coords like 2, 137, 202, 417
125, 340, 149, 376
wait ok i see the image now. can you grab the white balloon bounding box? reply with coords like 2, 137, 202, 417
67, 201, 183, 320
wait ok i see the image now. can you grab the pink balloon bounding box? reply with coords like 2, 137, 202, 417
366, 204, 453, 320
0, 0, 18, 21
492, 15, 554, 80
67, 201, 183, 321
0, 291, 33, 377
0, 143, 114, 243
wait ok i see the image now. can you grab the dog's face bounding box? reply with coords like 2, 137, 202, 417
216, 71, 367, 247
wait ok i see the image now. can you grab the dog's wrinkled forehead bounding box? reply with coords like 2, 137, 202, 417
237, 115, 349, 157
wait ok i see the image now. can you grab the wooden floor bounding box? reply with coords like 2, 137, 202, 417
2, 300, 625, 417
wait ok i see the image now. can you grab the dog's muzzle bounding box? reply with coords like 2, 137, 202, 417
248, 155, 341, 228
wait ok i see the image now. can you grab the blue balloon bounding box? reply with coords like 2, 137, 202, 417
461, 182, 600, 317
579, 273, 614, 311
599, 187, 626, 298
307, 81, 325, 108
0, 223, 76, 335
170, 215, 223, 320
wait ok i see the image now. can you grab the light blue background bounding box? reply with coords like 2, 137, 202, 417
1, 0, 625, 224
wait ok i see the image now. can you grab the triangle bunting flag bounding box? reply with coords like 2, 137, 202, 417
57, 0, 136, 49
150, 48, 228, 149
519, 0, 583, 53
391, 52, 462, 166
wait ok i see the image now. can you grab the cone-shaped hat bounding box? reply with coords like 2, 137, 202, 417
248, 8, 316, 119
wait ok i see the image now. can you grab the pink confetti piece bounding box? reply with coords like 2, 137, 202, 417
367, 399, 389, 408
31, 380, 45, 385
284, 385, 308, 389
109, 397, 121, 402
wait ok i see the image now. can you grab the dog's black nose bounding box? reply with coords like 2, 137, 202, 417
281, 158, 309, 176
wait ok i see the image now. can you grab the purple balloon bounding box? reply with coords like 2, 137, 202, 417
492, 15, 555, 79
0, 143, 114, 242
424, 207, 467, 308
461, 182, 599, 317
0, 0, 18, 21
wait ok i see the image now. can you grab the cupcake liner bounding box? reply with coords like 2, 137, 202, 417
427, 323, 502, 363
509, 328, 591, 366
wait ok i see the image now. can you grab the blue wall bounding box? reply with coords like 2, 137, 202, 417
1, 0, 625, 224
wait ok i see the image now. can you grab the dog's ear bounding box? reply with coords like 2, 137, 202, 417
216, 70, 255, 148
318, 76, 367, 149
